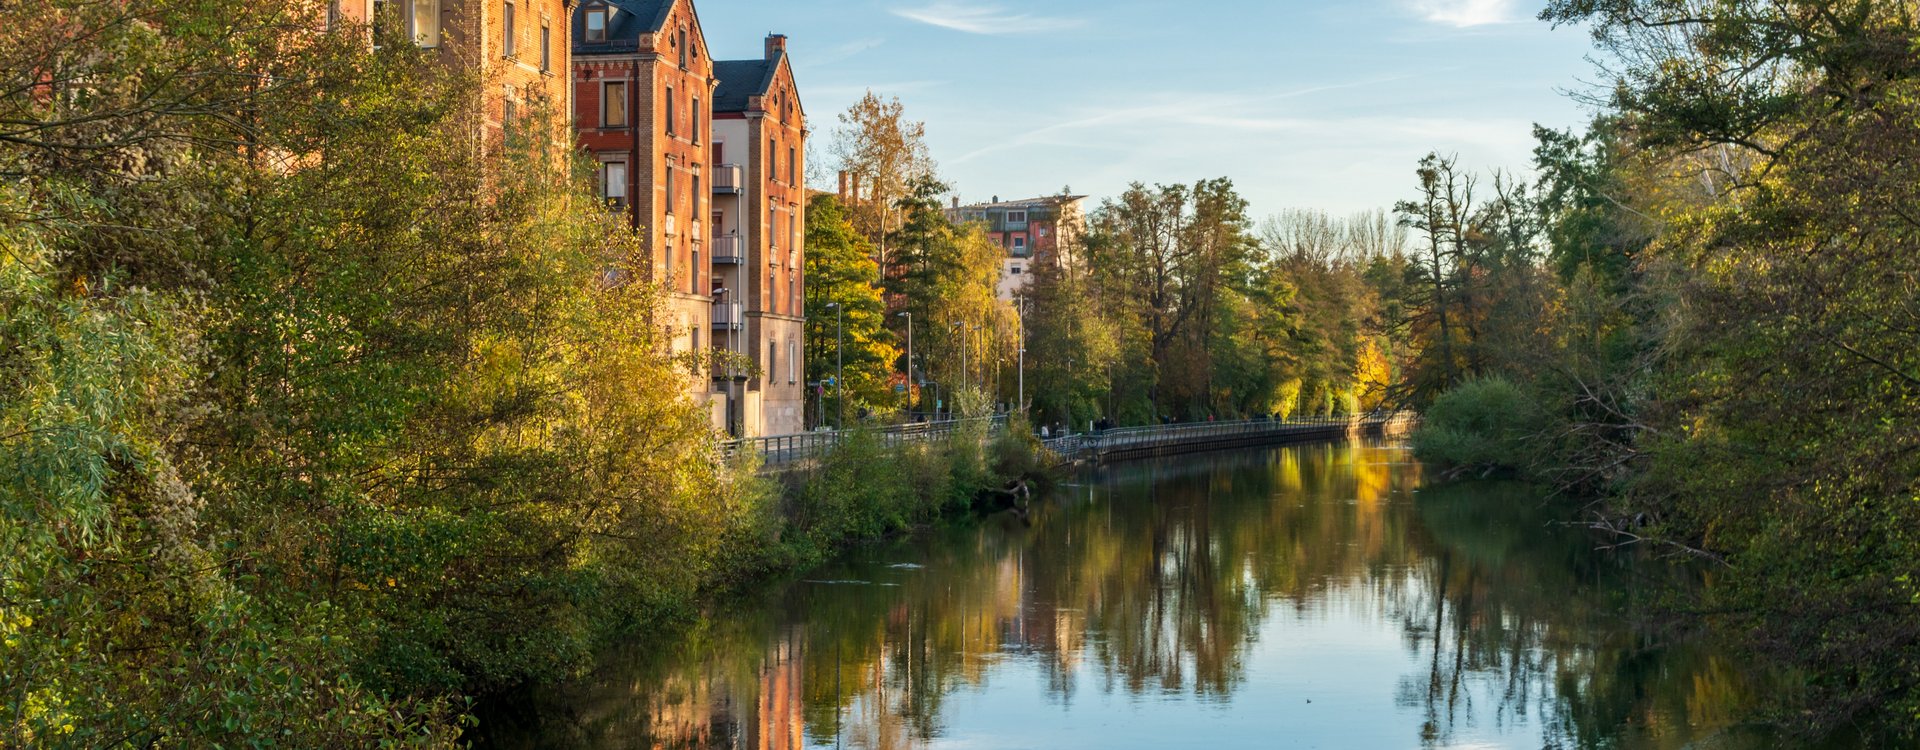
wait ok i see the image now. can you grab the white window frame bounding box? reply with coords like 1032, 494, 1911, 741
503, 0, 516, 58
584, 7, 607, 42
410, 0, 440, 47
601, 80, 628, 128
600, 160, 627, 202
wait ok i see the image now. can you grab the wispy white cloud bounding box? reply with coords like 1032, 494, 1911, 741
890, 2, 1085, 35
950, 76, 1415, 165
1409, 0, 1523, 28
809, 37, 886, 67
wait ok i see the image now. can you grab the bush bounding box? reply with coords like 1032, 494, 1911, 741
1412, 376, 1549, 478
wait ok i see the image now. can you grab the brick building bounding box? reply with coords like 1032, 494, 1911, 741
948, 195, 1088, 301
571, 0, 723, 425
709, 36, 807, 437
572, 0, 805, 437
332, 0, 573, 133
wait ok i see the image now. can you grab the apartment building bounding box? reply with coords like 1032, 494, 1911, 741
948, 195, 1088, 301
332, 0, 572, 131
571, 0, 722, 427
709, 36, 807, 438
571, 0, 805, 437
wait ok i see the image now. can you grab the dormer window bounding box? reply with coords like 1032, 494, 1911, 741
585, 6, 607, 42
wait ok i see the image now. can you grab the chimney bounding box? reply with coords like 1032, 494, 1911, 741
951, 196, 960, 209
765, 34, 787, 61
992, 195, 1000, 204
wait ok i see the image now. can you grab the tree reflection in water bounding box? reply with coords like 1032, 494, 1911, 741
484, 441, 1783, 750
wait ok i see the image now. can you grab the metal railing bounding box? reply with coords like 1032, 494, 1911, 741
724, 415, 1009, 467
1041, 412, 1415, 460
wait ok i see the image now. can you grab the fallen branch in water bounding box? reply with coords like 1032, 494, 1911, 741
1579, 512, 1733, 568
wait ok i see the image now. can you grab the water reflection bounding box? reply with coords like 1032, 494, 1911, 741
482, 442, 1778, 749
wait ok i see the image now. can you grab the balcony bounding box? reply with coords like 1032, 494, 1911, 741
713, 164, 743, 195
713, 302, 743, 331
712, 235, 745, 264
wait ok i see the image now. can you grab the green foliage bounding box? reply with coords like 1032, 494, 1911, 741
1411, 377, 1547, 477
804, 194, 901, 414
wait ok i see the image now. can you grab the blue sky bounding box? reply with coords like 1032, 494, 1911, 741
696, 0, 1600, 218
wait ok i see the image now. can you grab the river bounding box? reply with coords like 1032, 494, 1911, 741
477, 439, 1782, 749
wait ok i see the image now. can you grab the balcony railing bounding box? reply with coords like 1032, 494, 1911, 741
712, 235, 745, 264
713, 164, 743, 195
713, 302, 742, 331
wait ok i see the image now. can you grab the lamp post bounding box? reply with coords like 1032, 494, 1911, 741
1018, 347, 1026, 415
713, 288, 733, 436
896, 311, 913, 414
826, 302, 844, 430
949, 321, 967, 395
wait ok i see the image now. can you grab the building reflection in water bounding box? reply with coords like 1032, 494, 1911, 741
495, 441, 1774, 750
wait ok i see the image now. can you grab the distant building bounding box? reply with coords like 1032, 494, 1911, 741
947, 195, 1088, 301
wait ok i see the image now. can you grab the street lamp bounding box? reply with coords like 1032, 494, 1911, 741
896, 311, 913, 414
825, 302, 844, 430
949, 321, 967, 395
1018, 347, 1027, 414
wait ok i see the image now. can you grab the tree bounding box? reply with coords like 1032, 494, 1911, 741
830, 91, 936, 268
804, 194, 902, 420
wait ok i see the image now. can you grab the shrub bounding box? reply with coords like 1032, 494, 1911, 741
1412, 376, 1549, 478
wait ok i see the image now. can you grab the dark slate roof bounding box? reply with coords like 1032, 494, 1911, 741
712, 58, 776, 113
572, 0, 674, 56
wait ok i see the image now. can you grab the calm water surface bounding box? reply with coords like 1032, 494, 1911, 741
482, 440, 1776, 749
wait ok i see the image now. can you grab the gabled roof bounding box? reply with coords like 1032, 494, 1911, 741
573, 0, 675, 55
712, 58, 776, 112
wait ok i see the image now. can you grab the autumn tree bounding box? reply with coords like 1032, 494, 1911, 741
804, 193, 902, 420
830, 91, 936, 269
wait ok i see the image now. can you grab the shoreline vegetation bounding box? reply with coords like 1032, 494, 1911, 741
1389, 4, 1920, 742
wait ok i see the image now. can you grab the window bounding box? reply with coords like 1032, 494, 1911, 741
540, 22, 551, 71
372, 0, 389, 41
677, 28, 687, 68
691, 247, 699, 291
788, 340, 797, 384
691, 98, 701, 143
503, 1, 515, 57
410, 0, 439, 46
1011, 265, 1024, 275
600, 161, 627, 203
769, 343, 778, 383
602, 81, 626, 127
1007, 210, 1028, 223
666, 169, 677, 215
788, 146, 796, 184
666, 87, 675, 136
585, 7, 606, 42
502, 86, 516, 126
769, 138, 778, 182
1012, 236, 1027, 251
